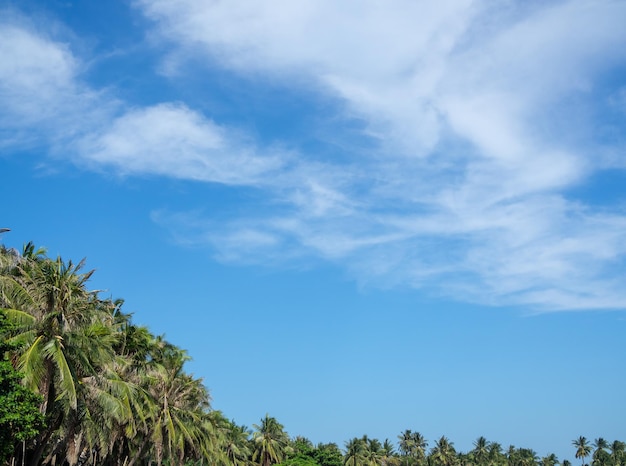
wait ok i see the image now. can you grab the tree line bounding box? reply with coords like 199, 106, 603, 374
1, 242, 624, 466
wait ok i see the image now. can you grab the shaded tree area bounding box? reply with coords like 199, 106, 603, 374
0, 311, 45, 464
1, 242, 624, 466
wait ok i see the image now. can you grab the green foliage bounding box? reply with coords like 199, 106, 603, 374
574, 437, 593, 466
279, 455, 320, 466
0, 312, 45, 463
292, 437, 315, 458
398, 430, 428, 466
313, 443, 344, 466
253, 415, 292, 466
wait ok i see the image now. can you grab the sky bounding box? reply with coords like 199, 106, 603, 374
1, 0, 625, 460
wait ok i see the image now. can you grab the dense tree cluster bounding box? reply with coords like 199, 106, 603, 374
0, 311, 45, 463
1, 243, 624, 466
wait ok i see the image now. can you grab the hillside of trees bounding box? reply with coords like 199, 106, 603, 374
1, 242, 624, 466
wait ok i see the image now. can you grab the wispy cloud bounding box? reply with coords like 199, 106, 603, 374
2, 2, 626, 310
0, 17, 98, 148
78, 103, 287, 185
0, 14, 287, 186
138, 0, 626, 310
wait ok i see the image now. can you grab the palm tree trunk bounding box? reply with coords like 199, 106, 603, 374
28, 412, 63, 466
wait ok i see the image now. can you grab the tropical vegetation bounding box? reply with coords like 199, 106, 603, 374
1, 241, 624, 466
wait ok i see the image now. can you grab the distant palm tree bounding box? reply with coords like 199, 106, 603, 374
252, 415, 290, 466
574, 437, 592, 466
399, 430, 415, 465
473, 437, 490, 466
382, 439, 398, 466
506, 446, 518, 466
430, 437, 457, 466
593, 439, 610, 466
399, 431, 428, 466
515, 448, 538, 466
488, 442, 505, 466
542, 453, 559, 466
224, 419, 252, 466
345, 437, 366, 466
608, 441, 625, 466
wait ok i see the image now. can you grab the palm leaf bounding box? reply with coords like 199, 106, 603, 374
18, 334, 46, 391
44, 336, 78, 409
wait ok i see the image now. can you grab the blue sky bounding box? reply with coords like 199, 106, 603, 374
1, 0, 625, 460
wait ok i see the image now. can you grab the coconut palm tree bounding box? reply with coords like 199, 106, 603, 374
1, 243, 220, 466
430, 437, 457, 466
345, 437, 367, 466
381, 439, 398, 466
2, 253, 96, 410
517, 449, 538, 466
472, 437, 490, 466
362, 437, 384, 466
148, 345, 211, 466
252, 415, 291, 466
608, 441, 625, 466
398, 431, 415, 460
541, 453, 559, 466
222, 418, 252, 466
0, 249, 120, 466
487, 442, 505, 466
574, 437, 592, 466
506, 446, 518, 466
398, 431, 427, 466
593, 439, 610, 466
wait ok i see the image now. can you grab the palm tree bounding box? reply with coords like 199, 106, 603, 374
223, 419, 252, 466
148, 344, 211, 466
111, 332, 204, 466
1, 243, 219, 466
0, 249, 119, 466
541, 453, 559, 466
574, 437, 592, 466
382, 439, 398, 466
608, 441, 625, 466
3, 253, 95, 410
430, 437, 457, 466
488, 442, 505, 466
472, 437, 490, 466
345, 437, 366, 466
507, 446, 518, 466
413, 432, 427, 463
398, 430, 427, 466
517, 449, 538, 466
252, 415, 290, 466
593, 439, 610, 466
398, 430, 415, 460
362, 437, 384, 466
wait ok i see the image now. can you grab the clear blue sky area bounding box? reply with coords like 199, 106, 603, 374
1, 0, 625, 461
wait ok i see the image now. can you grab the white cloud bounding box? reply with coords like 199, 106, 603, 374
78, 103, 286, 185
0, 22, 74, 143
3, 2, 626, 310
138, 0, 475, 154
135, 0, 626, 310
0, 18, 287, 187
